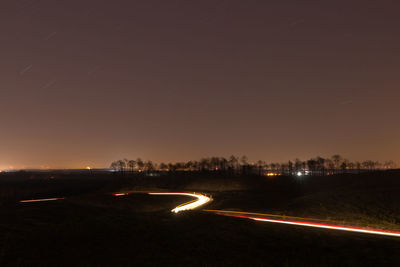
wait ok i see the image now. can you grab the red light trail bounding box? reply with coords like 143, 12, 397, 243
207, 211, 400, 238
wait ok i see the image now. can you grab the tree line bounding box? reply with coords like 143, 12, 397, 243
110, 155, 397, 176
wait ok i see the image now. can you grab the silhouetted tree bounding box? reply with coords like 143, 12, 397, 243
257, 160, 264, 175
316, 157, 325, 175
384, 160, 396, 169
110, 161, 118, 171
332, 154, 342, 173
144, 161, 154, 172
128, 160, 136, 172
294, 159, 302, 171
220, 157, 228, 172
136, 158, 144, 172
117, 160, 126, 173
325, 159, 335, 174
210, 157, 220, 170
288, 160, 293, 174
269, 163, 276, 172
200, 158, 210, 171
110, 154, 394, 177
228, 155, 239, 174
159, 162, 168, 171
362, 160, 380, 171
192, 161, 200, 171
280, 163, 288, 174
307, 159, 317, 175
348, 161, 355, 170
240, 155, 248, 166
263, 163, 270, 172
354, 161, 361, 173
340, 160, 349, 172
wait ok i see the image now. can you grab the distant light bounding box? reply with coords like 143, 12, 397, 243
297, 172, 302, 176
86, 166, 91, 170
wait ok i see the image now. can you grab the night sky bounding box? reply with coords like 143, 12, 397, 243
1, 0, 399, 169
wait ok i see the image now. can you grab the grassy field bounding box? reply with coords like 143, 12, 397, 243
206, 172, 400, 231
1, 171, 400, 266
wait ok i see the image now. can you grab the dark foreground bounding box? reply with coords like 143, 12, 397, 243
1, 171, 400, 266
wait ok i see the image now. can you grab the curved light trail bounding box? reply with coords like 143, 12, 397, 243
20, 197, 65, 203
207, 210, 400, 238
148, 192, 211, 213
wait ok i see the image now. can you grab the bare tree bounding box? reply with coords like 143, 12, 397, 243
210, 157, 220, 170
263, 162, 269, 172
128, 160, 136, 172
220, 157, 228, 172
325, 159, 335, 174
240, 155, 248, 166
269, 163, 276, 172
340, 159, 349, 172
288, 160, 294, 174
307, 159, 317, 175
200, 158, 210, 171
144, 160, 154, 172
257, 160, 264, 175
362, 160, 375, 170
228, 155, 239, 173
159, 162, 168, 171
168, 163, 176, 172
355, 161, 361, 173
110, 161, 118, 171
316, 157, 325, 175
192, 161, 200, 171
332, 154, 342, 173
117, 160, 126, 172
384, 160, 396, 169
136, 158, 144, 172
294, 159, 302, 171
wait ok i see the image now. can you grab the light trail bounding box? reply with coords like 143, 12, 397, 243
20, 197, 65, 203
204, 209, 344, 224
216, 213, 400, 238
113, 193, 129, 196
148, 192, 211, 213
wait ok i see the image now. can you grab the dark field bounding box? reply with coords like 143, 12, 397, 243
1, 171, 400, 266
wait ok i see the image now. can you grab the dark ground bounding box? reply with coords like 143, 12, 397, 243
0, 171, 400, 266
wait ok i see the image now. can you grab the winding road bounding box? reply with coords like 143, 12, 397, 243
145, 192, 400, 238
20, 192, 400, 238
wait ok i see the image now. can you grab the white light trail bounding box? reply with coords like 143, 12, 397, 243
113, 193, 129, 196
20, 197, 65, 203
148, 192, 211, 213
